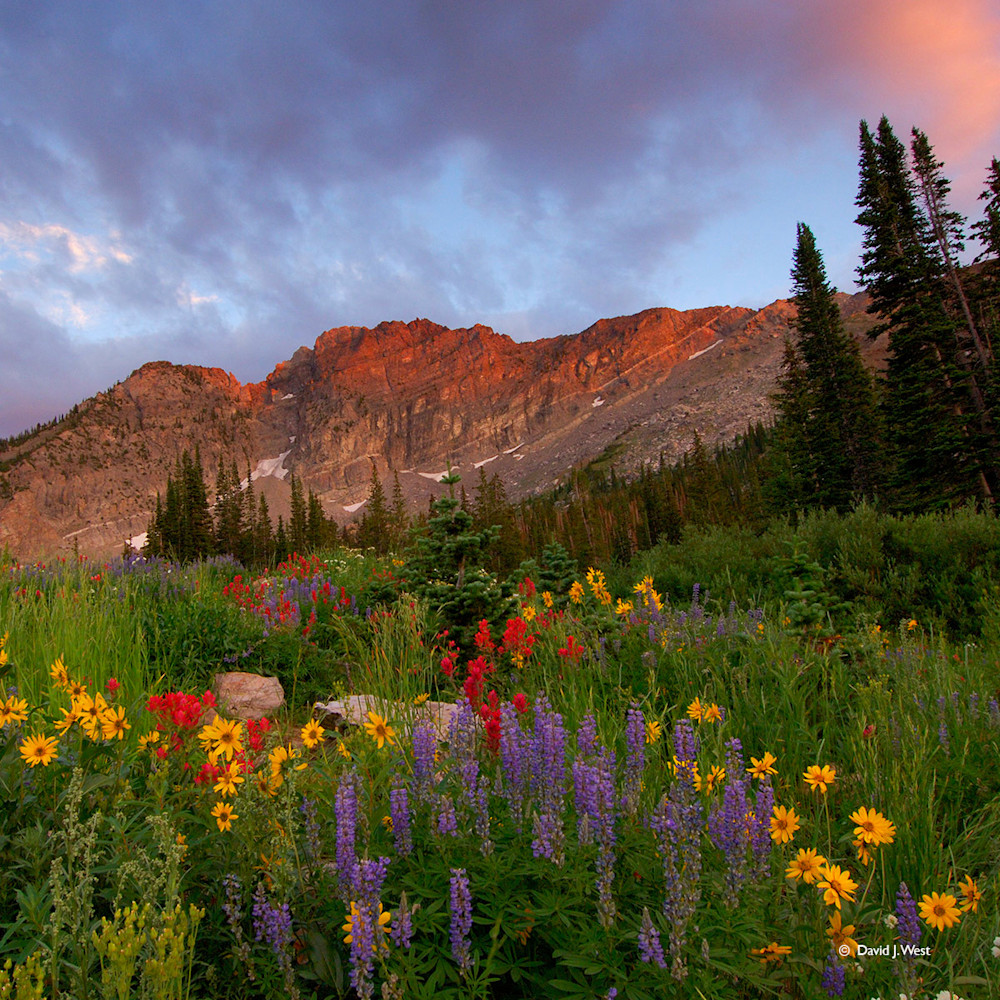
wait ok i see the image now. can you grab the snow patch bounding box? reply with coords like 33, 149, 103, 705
281, 393, 295, 400
343, 500, 367, 513
503, 442, 523, 454
473, 455, 499, 469
247, 449, 292, 484
592, 396, 605, 407
688, 339, 723, 361
417, 470, 449, 482
513, 454, 524, 461
126, 531, 147, 550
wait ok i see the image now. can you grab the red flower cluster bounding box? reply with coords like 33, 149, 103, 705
146, 689, 216, 730
558, 635, 585, 661
246, 716, 273, 752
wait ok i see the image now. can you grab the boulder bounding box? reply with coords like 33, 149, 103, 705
213, 671, 285, 719
314, 694, 457, 739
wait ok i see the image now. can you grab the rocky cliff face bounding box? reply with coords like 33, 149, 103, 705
0, 297, 882, 560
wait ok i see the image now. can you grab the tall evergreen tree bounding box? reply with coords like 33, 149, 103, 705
357, 465, 391, 554
288, 475, 308, 554
784, 222, 883, 507
855, 117, 988, 508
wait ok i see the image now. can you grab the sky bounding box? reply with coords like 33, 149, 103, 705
1, 1, 999, 438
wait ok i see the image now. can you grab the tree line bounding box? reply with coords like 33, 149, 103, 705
141, 116, 998, 571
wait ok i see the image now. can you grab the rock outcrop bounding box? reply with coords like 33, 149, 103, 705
0, 297, 883, 560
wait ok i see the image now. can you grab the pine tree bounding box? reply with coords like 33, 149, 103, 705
357, 465, 391, 554
855, 117, 988, 508
784, 222, 883, 507
390, 470, 408, 549
288, 475, 308, 554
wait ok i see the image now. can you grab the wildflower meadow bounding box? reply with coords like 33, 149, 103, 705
1, 507, 999, 999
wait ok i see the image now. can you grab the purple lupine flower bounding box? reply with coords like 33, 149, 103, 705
390, 892, 415, 950
530, 694, 567, 864
968, 692, 979, 718
436, 794, 458, 838
252, 883, 293, 953
576, 712, 598, 758
671, 719, 699, 769
449, 697, 480, 810
938, 720, 950, 756
474, 774, 493, 856
222, 874, 253, 976
652, 763, 703, 980
622, 703, 645, 815
449, 868, 473, 974
723, 736, 744, 776
895, 882, 922, 950
335, 772, 360, 901
412, 720, 438, 800
499, 702, 531, 829
821, 952, 845, 996
390, 785, 412, 857
299, 796, 321, 861
638, 907, 667, 969
708, 770, 749, 906
988, 698, 1000, 727
749, 780, 774, 878
348, 856, 391, 1000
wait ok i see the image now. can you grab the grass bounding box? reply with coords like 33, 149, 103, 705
0, 528, 998, 999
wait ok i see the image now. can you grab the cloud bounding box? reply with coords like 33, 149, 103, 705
0, 1, 998, 438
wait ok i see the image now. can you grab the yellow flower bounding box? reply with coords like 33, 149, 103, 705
214, 764, 245, 798
342, 901, 392, 952
541, 591, 553, 609
364, 711, 396, 749
827, 911, 858, 957
521, 605, 537, 622
76, 692, 107, 736
100, 705, 131, 741
849, 806, 896, 846
686, 698, 703, 722
54, 708, 80, 735
3, 695, 29, 727
803, 764, 836, 794
19, 732, 59, 767
268, 744, 300, 777
645, 721, 662, 745
203, 716, 244, 760
211, 800, 237, 832
67, 678, 87, 700
138, 730, 161, 751
49, 657, 69, 689
413, 693, 430, 705
751, 942, 791, 965
816, 865, 858, 909
568, 581, 584, 604
786, 848, 827, 884
253, 769, 281, 797
747, 752, 778, 779
615, 598, 633, 616
906, 619, 917, 631
701, 703, 722, 724
853, 838, 872, 866
919, 891, 961, 932
300, 719, 325, 749
336, 739, 352, 760
957, 876, 981, 914
769, 805, 800, 844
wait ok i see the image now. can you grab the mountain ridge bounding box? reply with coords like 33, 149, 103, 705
0, 295, 881, 560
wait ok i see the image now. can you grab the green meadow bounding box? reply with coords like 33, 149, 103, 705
1, 504, 999, 999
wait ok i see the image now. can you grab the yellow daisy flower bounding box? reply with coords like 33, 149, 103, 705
364, 711, 396, 749
919, 891, 961, 932
211, 800, 237, 832
747, 752, 778, 779
20, 732, 59, 767
816, 864, 858, 909
769, 805, 800, 844
786, 848, 827, 883
803, 764, 836, 794
300, 719, 325, 749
